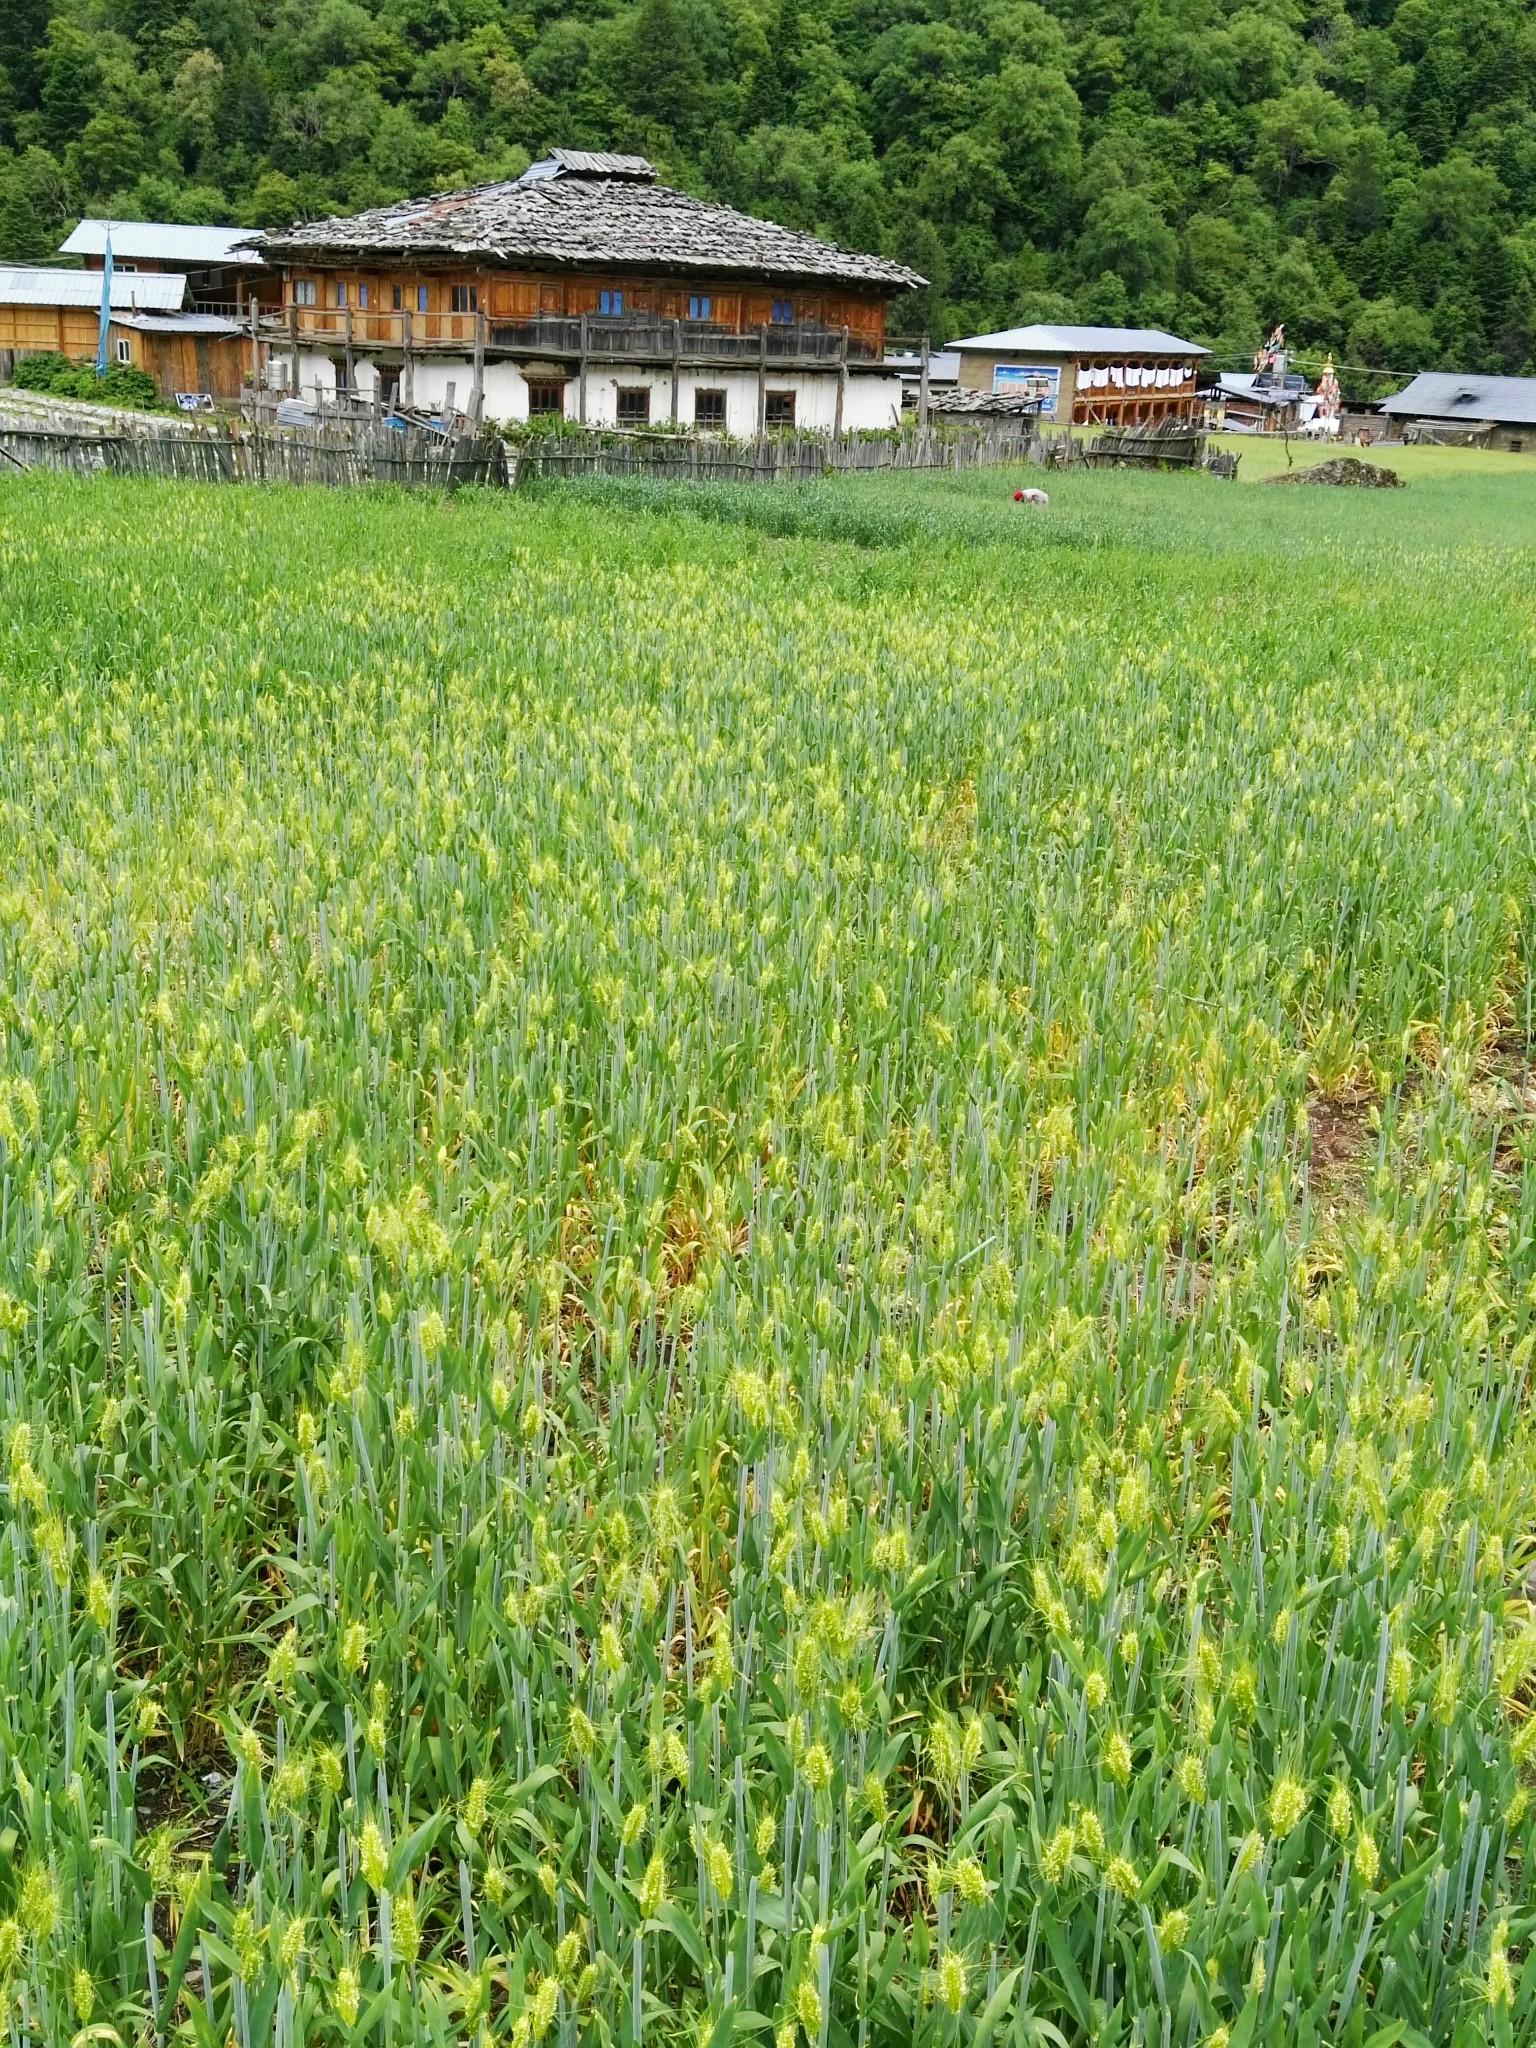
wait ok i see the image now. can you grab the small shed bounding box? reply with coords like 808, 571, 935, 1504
0, 265, 246, 399
1213, 370, 1315, 433
1378, 373, 1536, 451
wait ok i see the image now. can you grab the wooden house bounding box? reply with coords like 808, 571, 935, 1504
1378, 373, 1536, 452
0, 264, 247, 399
947, 324, 1208, 429
255, 150, 920, 432
61, 219, 277, 313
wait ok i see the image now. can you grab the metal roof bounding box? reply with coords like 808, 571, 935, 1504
885, 349, 960, 382
111, 311, 244, 334
545, 150, 657, 180
948, 323, 1208, 356
0, 264, 185, 310
259, 163, 924, 292
60, 219, 265, 265
1217, 372, 1308, 405
1379, 371, 1536, 426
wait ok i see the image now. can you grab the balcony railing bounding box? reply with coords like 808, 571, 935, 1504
253, 306, 879, 364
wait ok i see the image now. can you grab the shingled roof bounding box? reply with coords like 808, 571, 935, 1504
260, 154, 923, 293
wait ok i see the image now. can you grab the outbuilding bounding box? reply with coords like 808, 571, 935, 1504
60, 219, 275, 313
1378, 373, 1536, 451
946, 323, 1208, 428
0, 264, 247, 399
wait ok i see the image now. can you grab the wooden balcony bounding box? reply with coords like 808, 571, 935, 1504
254, 306, 878, 365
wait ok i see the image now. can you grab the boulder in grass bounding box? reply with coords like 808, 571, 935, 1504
1265, 456, 1404, 487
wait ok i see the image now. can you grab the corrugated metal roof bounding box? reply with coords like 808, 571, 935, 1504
0, 265, 185, 310
949, 323, 1208, 356
547, 150, 657, 180
885, 349, 960, 381
1379, 371, 1536, 426
260, 167, 924, 291
112, 311, 244, 334
60, 219, 265, 265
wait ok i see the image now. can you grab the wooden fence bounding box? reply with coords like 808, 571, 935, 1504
1085, 420, 1206, 469
0, 421, 509, 487
0, 416, 1048, 490
509, 422, 1044, 482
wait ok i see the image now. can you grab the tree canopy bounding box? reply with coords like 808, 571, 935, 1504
3, 0, 1534, 373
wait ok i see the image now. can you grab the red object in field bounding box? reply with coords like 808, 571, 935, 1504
1013, 489, 1024, 500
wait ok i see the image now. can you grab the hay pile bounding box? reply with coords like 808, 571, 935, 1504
1265, 456, 1404, 487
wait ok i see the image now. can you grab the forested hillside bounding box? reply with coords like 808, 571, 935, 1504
1, 0, 1532, 374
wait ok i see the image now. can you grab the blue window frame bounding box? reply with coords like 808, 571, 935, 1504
335, 282, 347, 307
417, 285, 428, 313
770, 298, 793, 323
599, 288, 624, 315
688, 294, 712, 320
358, 283, 368, 308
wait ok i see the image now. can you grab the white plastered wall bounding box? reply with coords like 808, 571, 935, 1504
271, 349, 906, 433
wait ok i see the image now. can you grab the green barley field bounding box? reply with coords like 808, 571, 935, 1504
2, 455, 1536, 2048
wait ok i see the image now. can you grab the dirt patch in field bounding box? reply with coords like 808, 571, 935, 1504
1306, 1091, 1379, 1202
1265, 457, 1404, 488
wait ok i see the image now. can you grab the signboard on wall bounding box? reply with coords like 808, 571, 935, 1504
993, 363, 1060, 416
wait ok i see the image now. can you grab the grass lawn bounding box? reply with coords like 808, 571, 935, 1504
1206, 429, 1536, 483
0, 462, 1534, 2047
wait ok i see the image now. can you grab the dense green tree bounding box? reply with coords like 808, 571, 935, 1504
3, 0, 1536, 373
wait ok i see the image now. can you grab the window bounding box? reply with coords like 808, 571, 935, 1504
335, 281, 347, 307
115, 262, 138, 273
693, 387, 726, 428
615, 385, 650, 425
450, 284, 478, 313
526, 378, 565, 417
417, 286, 428, 313
770, 298, 794, 323
687, 294, 712, 320
358, 283, 369, 308
293, 279, 317, 306
764, 389, 796, 427
599, 289, 624, 315
392, 284, 403, 310
114, 336, 133, 365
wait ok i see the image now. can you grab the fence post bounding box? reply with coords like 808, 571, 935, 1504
471, 308, 485, 428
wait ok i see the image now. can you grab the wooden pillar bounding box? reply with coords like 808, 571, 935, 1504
288, 300, 299, 395
470, 307, 485, 428
578, 310, 589, 425
249, 294, 260, 422
834, 323, 848, 436
756, 323, 767, 438
343, 305, 354, 401
670, 317, 680, 425
918, 332, 930, 430
402, 308, 413, 408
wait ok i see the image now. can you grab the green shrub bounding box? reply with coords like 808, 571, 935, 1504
7, 351, 163, 411
10, 349, 73, 391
